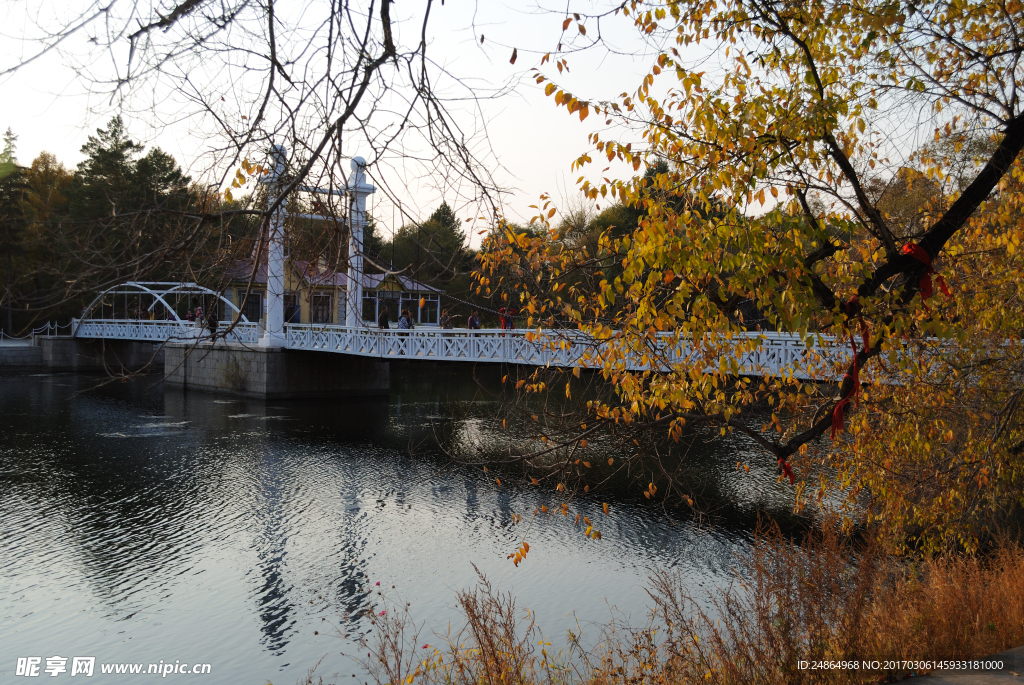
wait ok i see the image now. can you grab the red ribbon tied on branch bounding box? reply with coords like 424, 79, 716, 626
831, 334, 861, 439
831, 297, 871, 440
831, 245, 951, 439
902, 243, 951, 299
777, 458, 794, 485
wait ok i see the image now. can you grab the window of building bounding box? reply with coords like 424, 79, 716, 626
238, 289, 264, 322
408, 292, 439, 325
363, 294, 378, 323
284, 293, 300, 323
337, 296, 347, 325
311, 293, 333, 324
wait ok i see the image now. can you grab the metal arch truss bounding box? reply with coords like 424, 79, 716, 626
70, 319, 864, 382
75, 282, 248, 340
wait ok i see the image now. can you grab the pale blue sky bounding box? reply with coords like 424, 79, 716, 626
0, 0, 662, 241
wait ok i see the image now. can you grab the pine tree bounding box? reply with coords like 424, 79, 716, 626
387, 201, 468, 282
0, 128, 25, 332
0, 128, 16, 163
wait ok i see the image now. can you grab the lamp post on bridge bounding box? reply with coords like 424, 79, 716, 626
260, 144, 289, 348
346, 157, 375, 328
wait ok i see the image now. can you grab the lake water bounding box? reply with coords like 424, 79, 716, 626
0, 366, 795, 683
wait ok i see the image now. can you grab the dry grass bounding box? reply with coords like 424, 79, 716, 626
357, 527, 1024, 685
862, 543, 1024, 663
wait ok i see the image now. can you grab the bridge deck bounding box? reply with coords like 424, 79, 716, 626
71, 319, 851, 381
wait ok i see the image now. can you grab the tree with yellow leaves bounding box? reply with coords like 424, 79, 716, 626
478, 0, 1024, 551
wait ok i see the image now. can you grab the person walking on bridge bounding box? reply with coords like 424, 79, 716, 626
378, 306, 390, 330
206, 309, 218, 341
398, 309, 414, 330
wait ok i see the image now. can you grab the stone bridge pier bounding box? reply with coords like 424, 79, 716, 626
0, 336, 165, 372
163, 342, 390, 399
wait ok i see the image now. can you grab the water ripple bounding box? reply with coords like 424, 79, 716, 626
0, 370, 768, 684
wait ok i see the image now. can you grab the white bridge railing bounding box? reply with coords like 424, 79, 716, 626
72, 319, 855, 381
73, 319, 260, 345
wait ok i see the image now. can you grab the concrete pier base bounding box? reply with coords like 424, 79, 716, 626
163, 342, 390, 399
41, 337, 165, 371
0, 344, 44, 368
0, 336, 164, 371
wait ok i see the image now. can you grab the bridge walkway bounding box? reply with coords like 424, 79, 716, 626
72, 319, 850, 382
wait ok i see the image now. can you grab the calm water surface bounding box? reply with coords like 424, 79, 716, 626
0, 366, 793, 684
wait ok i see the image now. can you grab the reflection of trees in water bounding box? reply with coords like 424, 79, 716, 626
251, 450, 294, 654
0, 375, 387, 653
379, 363, 801, 526
464, 477, 479, 519
0, 373, 231, 622
0, 367, 812, 666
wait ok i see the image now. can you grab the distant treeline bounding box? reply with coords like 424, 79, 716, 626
0, 116, 664, 334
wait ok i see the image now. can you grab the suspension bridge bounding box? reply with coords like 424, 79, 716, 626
10, 149, 852, 396
69, 311, 838, 380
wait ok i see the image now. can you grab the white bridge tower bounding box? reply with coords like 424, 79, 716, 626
345, 157, 375, 328
259, 144, 289, 347
260, 148, 375, 346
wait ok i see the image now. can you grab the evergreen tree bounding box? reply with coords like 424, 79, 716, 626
62, 117, 194, 283
68, 116, 191, 219
425, 202, 462, 242
0, 128, 16, 169
68, 117, 145, 219
362, 217, 388, 272
134, 147, 192, 210
0, 128, 25, 332
387, 201, 469, 282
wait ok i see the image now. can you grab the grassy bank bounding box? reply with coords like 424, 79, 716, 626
336, 524, 1024, 685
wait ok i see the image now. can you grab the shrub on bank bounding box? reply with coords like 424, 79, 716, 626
346, 525, 1024, 685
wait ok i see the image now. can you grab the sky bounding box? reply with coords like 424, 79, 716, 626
0, 0, 665, 244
